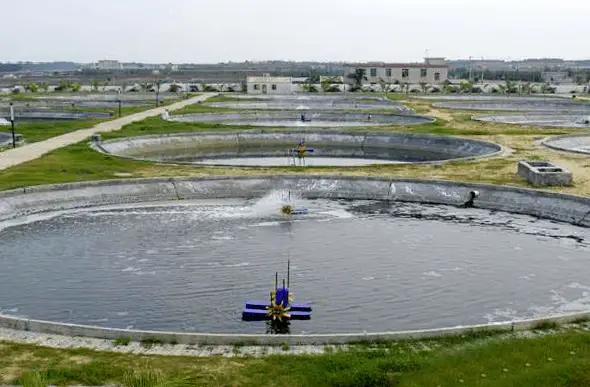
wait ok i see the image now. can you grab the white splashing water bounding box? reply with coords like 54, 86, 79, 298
247, 189, 300, 217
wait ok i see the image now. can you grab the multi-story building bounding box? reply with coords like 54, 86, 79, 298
95, 60, 122, 71
246, 74, 293, 94
344, 58, 449, 85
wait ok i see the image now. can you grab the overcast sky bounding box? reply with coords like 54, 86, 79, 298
1, 0, 588, 63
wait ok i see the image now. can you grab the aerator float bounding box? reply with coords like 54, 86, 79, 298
242, 260, 312, 323
280, 191, 308, 216
287, 140, 314, 166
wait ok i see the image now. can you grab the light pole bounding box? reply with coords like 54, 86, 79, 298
9, 102, 15, 148
155, 82, 160, 107
117, 89, 122, 117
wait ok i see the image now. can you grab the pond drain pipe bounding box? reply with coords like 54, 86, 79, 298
462, 190, 480, 208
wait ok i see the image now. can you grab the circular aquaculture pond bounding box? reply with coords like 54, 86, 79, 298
92, 132, 502, 166
434, 99, 590, 113
2, 110, 112, 122
165, 111, 434, 127
207, 95, 413, 112
0, 131, 19, 146
474, 114, 590, 128
417, 96, 569, 101
1, 194, 590, 334
543, 134, 590, 155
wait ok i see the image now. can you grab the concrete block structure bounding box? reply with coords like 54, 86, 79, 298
344, 57, 449, 86
517, 160, 573, 187
247, 74, 293, 94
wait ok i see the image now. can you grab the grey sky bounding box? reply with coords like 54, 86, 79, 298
2, 0, 588, 63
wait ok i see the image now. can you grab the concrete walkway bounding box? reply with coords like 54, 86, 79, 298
0, 93, 216, 171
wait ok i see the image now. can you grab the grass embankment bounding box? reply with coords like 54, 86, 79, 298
2, 327, 590, 386
2, 97, 590, 195
0, 96, 182, 147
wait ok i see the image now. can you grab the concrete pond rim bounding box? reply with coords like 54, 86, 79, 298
2, 175, 590, 344
541, 133, 590, 155
163, 111, 436, 127
89, 130, 505, 167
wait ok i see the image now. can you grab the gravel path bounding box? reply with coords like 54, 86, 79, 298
0, 93, 216, 171
0, 327, 340, 357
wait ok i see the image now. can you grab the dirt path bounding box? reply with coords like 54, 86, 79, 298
0, 93, 216, 171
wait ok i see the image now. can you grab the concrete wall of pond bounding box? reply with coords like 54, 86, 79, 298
92, 131, 503, 163
0, 312, 588, 346
2, 175, 590, 344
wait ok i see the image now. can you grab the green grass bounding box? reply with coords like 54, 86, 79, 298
0, 142, 153, 191
0, 97, 183, 146
99, 109, 572, 140
533, 320, 561, 331
3, 330, 590, 386
1, 105, 170, 145
114, 337, 131, 347
4, 118, 106, 143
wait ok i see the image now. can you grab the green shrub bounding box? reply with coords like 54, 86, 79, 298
114, 337, 131, 346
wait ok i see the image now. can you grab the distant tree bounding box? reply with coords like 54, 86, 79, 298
520, 82, 534, 95
460, 81, 473, 93
169, 83, 181, 93
378, 77, 392, 94
575, 74, 587, 85
504, 80, 518, 94
91, 80, 100, 92
70, 83, 81, 92
302, 76, 319, 93
540, 82, 556, 94
301, 83, 318, 92
55, 80, 70, 92
402, 81, 410, 94
443, 84, 458, 93
140, 82, 153, 92
529, 83, 538, 94
419, 81, 429, 93
25, 83, 39, 93
38, 82, 49, 92
321, 77, 341, 92
347, 69, 367, 90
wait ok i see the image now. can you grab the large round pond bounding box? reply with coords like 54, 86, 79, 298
1, 193, 590, 334
165, 111, 434, 127
474, 114, 590, 128
92, 132, 502, 166
1, 110, 112, 122
207, 95, 412, 113
434, 99, 590, 113
0, 131, 19, 146
543, 134, 590, 155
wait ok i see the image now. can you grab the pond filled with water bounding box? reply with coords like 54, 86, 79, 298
1, 194, 589, 334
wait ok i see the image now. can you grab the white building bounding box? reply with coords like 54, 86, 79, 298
95, 60, 122, 71
247, 74, 293, 94
344, 58, 449, 85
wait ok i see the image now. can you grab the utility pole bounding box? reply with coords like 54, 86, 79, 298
9, 102, 15, 148
481, 56, 485, 84
469, 56, 473, 82
117, 90, 122, 117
